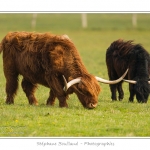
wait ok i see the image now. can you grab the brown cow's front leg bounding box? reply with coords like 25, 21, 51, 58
46, 90, 56, 106
48, 90, 69, 108
57, 96, 68, 107
21, 78, 38, 105
45, 74, 68, 108
47, 90, 68, 107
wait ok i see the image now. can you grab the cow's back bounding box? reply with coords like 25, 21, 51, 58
0, 31, 88, 86
106, 39, 150, 79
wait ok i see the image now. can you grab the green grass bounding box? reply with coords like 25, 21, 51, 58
0, 13, 150, 137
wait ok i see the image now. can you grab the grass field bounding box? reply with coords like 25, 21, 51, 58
0, 13, 150, 137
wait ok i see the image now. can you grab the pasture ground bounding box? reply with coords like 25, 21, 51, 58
0, 14, 150, 136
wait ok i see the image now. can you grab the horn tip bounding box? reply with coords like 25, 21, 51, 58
62, 75, 68, 92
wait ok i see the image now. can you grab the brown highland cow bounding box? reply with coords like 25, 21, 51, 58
0, 32, 128, 108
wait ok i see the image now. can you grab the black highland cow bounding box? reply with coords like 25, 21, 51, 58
106, 39, 150, 103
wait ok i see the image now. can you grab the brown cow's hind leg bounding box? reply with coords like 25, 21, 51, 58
21, 78, 38, 105
5, 76, 19, 104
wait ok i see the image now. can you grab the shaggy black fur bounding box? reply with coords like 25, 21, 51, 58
106, 39, 150, 103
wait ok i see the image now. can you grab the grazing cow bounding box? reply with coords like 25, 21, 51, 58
106, 39, 150, 103
0, 32, 128, 109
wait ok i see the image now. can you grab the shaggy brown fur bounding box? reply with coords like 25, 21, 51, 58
0, 31, 100, 108
106, 39, 150, 103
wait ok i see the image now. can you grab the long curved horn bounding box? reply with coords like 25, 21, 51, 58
95, 68, 128, 84
123, 79, 136, 84
63, 75, 81, 92
124, 79, 150, 84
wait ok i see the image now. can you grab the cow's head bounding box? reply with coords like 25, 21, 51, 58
123, 79, 150, 103
63, 69, 128, 109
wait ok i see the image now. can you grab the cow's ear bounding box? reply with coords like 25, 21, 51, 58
68, 76, 73, 82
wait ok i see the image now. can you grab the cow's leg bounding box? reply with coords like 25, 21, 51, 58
21, 78, 38, 105
50, 89, 69, 108
5, 75, 19, 104
109, 84, 117, 101
45, 74, 68, 107
3, 60, 19, 104
57, 95, 69, 107
129, 84, 135, 102
107, 67, 119, 101
117, 82, 124, 101
46, 90, 56, 106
